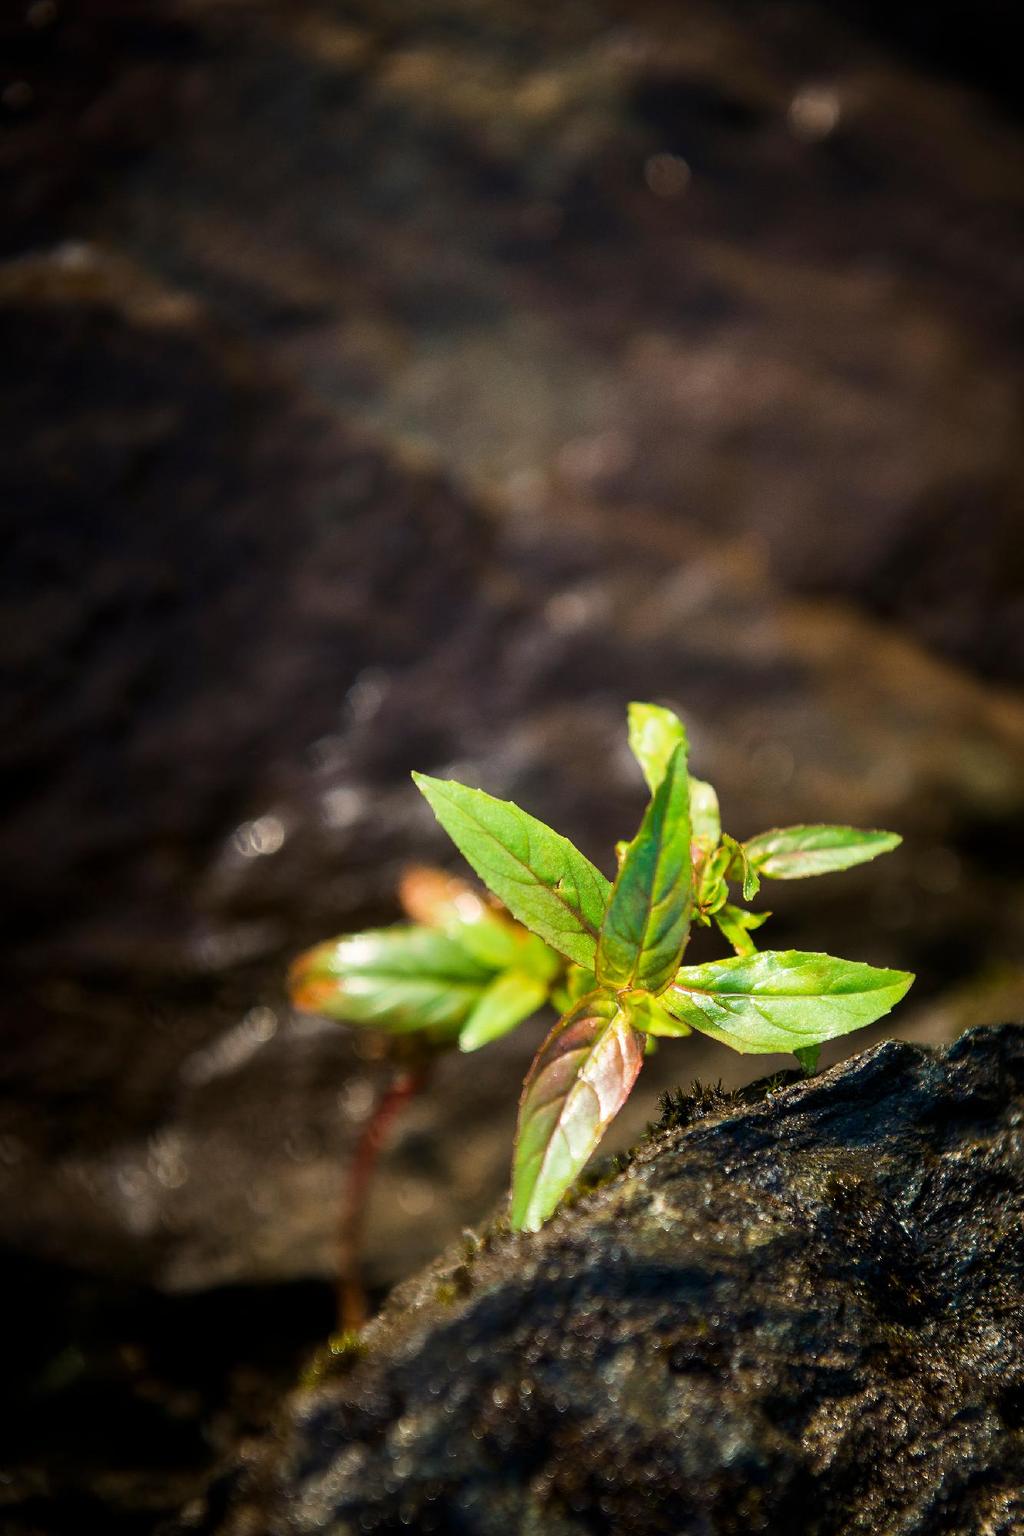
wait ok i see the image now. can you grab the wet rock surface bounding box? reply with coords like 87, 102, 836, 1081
201, 1024, 1024, 1536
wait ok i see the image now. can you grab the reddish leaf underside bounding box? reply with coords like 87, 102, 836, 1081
510, 995, 644, 1232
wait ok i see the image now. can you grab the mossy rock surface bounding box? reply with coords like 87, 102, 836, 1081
201, 1023, 1024, 1535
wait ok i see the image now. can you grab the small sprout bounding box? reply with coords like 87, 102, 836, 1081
290, 703, 912, 1238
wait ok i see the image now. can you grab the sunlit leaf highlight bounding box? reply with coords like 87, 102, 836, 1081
597, 743, 692, 994
744, 825, 902, 880
665, 950, 914, 1056
511, 993, 644, 1232
412, 774, 610, 968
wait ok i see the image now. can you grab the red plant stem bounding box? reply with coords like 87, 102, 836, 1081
338, 1065, 428, 1332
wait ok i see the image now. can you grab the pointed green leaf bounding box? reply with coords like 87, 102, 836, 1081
412, 774, 611, 969
627, 701, 687, 793
664, 950, 913, 1054
597, 743, 692, 994
794, 1044, 820, 1075
689, 777, 721, 851
723, 834, 760, 900
510, 993, 644, 1232
626, 703, 718, 851
289, 926, 492, 1038
714, 903, 770, 957
744, 825, 902, 880
459, 970, 549, 1053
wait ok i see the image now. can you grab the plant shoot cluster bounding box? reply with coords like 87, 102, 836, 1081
290, 704, 912, 1231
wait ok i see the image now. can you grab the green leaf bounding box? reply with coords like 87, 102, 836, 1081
714, 903, 770, 956
689, 777, 721, 851
664, 950, 914, 1055
723, 834, 760, 900
549, 963, 597, 1014
597, 743, 692, 994
794, 1044, 820, 1075
412, 774, 611, 969
515, 937, 563, 986
696, 843, 731, 916
510, 993, 644, 1232
627, 701, 687, 793
399, 866, 562, 982
442, 906, 559, 981
628, 991, 692, 1038
743, 825, 902, 880
289, 926, 492, 1038
459, 970, 550, 1052
626, 702, 717, 855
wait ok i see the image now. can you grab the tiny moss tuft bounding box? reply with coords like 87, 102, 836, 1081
299, 1329, 368, 1390
657, 1080, 729, 1130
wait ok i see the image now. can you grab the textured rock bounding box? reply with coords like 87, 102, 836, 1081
6, 0, 1022, 680
207, 1024, 1024, 1536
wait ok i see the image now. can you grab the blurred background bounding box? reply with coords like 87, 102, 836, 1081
1, 0, 1022, 1529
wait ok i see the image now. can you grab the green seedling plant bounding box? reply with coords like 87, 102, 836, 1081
291, 702, 912, 1246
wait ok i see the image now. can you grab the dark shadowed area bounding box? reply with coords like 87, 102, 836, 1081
1, 1, 1022, 1530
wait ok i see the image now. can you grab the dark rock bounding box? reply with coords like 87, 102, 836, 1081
0, 1251, 334, 1536
206, 1024, 1024, 1536
0, 248, 488, 973
7, 0, 1022, 679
